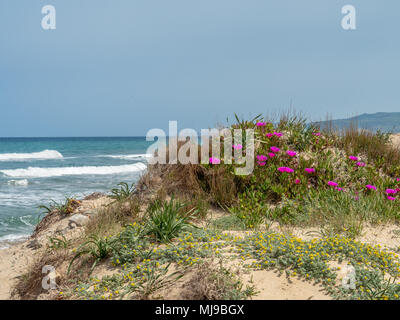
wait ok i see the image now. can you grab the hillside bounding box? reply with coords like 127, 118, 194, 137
315, 112, 400, 133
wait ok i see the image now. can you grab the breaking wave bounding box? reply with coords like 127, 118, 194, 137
0, 163, 147, 178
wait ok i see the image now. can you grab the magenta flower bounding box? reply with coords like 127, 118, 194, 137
305, 168, 316, 173
312, 132, 321, 136
209, 157, 220, 164
366, 185, 377, 190
386, 189, 397, 194
295, 179, 301, 184
349, 156, 358, 161
273, 132, 283, 137
388, 196, 396, 201
286, 150, 297, 157
233, 144, 243, 150
356, 162, 366, 167
256, 155, 268, 161
268, 153, 276, 158
328, 181, 339, 187
266, 133, 274, 138
278, 167, 294, 173
335, 187, 343, 191
256, 122, 266, 127
397, 178, 400, 182
257, 161, 266, 166
270, 146, 280, 153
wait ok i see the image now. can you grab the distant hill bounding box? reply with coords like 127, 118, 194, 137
314, 112, 400, 133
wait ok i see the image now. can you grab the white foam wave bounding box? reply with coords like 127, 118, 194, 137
7, 179, 29, 186
0, 163, 147, 178
102, 154, 153, 160
0, 234, 29, 249
0, 150, 63, 161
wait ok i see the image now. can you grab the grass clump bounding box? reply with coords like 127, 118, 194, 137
68, 235, 117, 275
145, 198, 198, 243
110, 182, 136, 202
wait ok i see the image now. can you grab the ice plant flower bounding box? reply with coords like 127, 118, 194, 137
268, 153, 276, 158
335, 187, 343, 191
328, 181, 339, 187
295, 179, 301, 184
270, 146, 280, 153
287, 150, 297, 157
256, 122, 266, 127
273, 132, 283, 137
257, 161, 266, 166
349, 156, 358, 161
209, 157, 220, 164
232, 144, 243, 150
305, 168, 316, 173
278, 167, 294, 173
266, 133, 274, 138
386, 189, 397, 194
356, 162, 366, 167
312, 132, 321, 136
256, 155, 267, 162
388, 196, 396, 201
366, 185, 377, 190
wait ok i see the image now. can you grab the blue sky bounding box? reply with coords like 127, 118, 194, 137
0, 0, 399, 136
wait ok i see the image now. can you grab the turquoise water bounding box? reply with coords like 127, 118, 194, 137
0, 137, 151, 244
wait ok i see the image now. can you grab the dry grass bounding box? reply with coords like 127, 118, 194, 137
325, 121, 400, 175
12, 249, 70, 300
85, 196, 142, 238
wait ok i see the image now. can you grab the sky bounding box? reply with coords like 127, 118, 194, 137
0, 0, 399, 137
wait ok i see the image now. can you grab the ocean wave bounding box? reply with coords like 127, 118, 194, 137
0, 163, 147, 178
0, 234, 29, 249
0, 150, 63, 161
7, 179, 29, 186
102, 153, 153, 160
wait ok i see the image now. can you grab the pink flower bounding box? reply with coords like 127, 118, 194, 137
256, 155, 267, 162
286, 150, 297, 157
397, 178, 400, 182
313, 132, 321, 136
366, 185, 377, 190
388, 196, 396, 201
305, 168, 316, 173
278, 167, 294, 173
295, 179, 301, 184
268, 153, 276, 158
356, 162, 366, 167
256, 122, 266, 127
233, 144, 243, 150
386, 189, 397, 194
349, 156, 358, 161
335, 187, 343, 191
266, 133, 274, 138
270, 146, 280, 153
328, 181, 338, 187
257, 161, 266, 166
273, 132, 283, 137
209, 157, 220, 164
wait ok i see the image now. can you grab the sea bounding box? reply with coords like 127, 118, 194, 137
0, 137, 152, 248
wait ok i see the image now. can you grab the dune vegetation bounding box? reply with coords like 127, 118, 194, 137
13, 113, 400, 300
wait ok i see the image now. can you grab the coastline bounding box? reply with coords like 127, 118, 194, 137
0, 194, 112, 300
